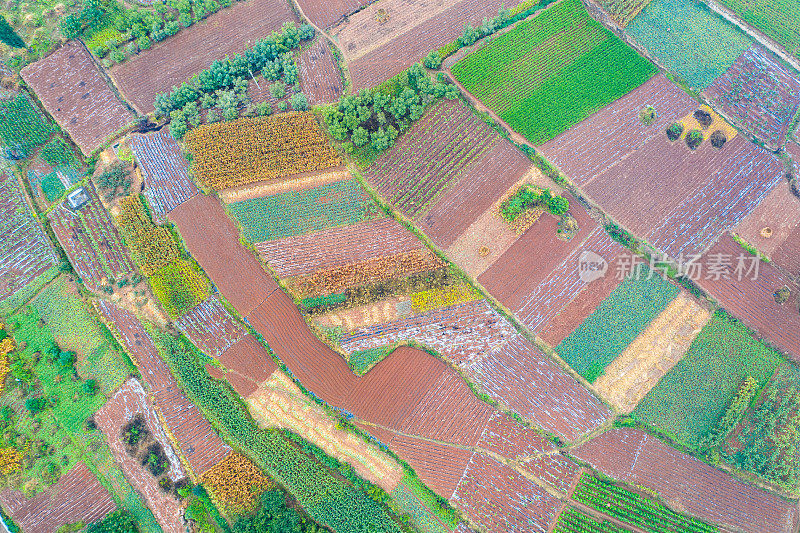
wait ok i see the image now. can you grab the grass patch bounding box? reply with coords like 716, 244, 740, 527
633, 310, 783, 447
349, 347, 391, 376
39, 171, 66, 202
451, 0, 657, 144
38, 137, 76, 167
556, 271, 679, 382
149, 259, 212, 319
626, 0, 752, 89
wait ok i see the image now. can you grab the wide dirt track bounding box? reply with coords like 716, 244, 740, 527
573, 428, 799, 533
110, 0, 295, 113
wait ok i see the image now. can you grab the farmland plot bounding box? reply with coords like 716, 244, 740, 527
0, 171, 59, 305
0, 93, 53, 157
185, 114, 342, 191
129, 129, 198, 222
176, 294, 248, 358
0, 462, 116, 533
48, 184, 136, 292
364, 99, 501, 218
705, 45, 800, 149
385, 436, 474, 499
695, 234, 800, 361
21, 41, 134, 155
330, 0, 525, 90
595, 0, 655, 26
451, 0, 657, 144
625, 0, 752, 89
713, 0, 800, 60
296, 0, 374, 28
299, 38, 344, 104
110, 0, 295, 113
95, 378, 186, 533
573, 428, 799, 533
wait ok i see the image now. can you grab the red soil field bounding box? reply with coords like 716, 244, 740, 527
256, 217, 423, 277
176, 294, 247, 358
416, 139, 531, 249
466, 334, 610, 442
340, 0, 524, 91
95, 300, 232, 476
296, 0, 373, 28
110, 0, 295, 113
478, 413, 580, 494
21, 41, 134, 155
452, 453, 564, 533
299, 38, 344, 104
364, 99, 501, 217
219, 334, 279, 392
95, 379, 185, 533
538, 255, 626, 346
169, 194, 279, 316
387, 435, 474, 499
572, 428, 799, 533
696, 234, 800, 361
0, 462, 115, 533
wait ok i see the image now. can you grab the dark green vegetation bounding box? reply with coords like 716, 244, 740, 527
451, 0, 657, 144
231, 488, 324, 533
93, 163, 132, 201
86, 510, 139, 533
634, 311, 783, 447
38, 137, 76, 167
553, 507, 622, 532
697, 375, 758, 451
348, 347, 391, 376
324, 65, 458, 158
500, 184, 569, 221
150, 328, 405, 533
572, 474, 717, 532
0, 15, 24, 48
301, 293, 347, 309
0, 94, 53, 158
556, 271, 679, 382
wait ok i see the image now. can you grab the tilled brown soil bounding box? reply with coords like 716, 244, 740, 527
296, 0, 373, 29
387, 434, 474, 499
21, 41, 134, 155
299, 38, 344, 104
572, 428, 799, 533
0, 462, 116, 533
110, 0, 296, 113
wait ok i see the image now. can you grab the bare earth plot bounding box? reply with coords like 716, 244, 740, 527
95, 378, 186, 533
21, 41, 134, 155
299, 38, 344, 104
696, 233, 800, 362
296, 0, 374, 29
573, 428, 799, 533
540, 74, 784, 258
110, 0, 296, 113
329, 0, 524, 91
0, 462, 116, 533
176, 294, 248, 358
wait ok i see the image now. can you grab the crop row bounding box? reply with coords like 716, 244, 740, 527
116, 195, 180, 275
553, 507, 623, 533
0, 93, 53, 157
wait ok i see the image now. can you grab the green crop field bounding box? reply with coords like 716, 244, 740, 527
555, 271, 679, 382
714, 0, 800, 60
634, 310, 783, 447
451, 0, 657, 144
39, 171, 65, 202
0, 94, 53, 156
626, 0, 752, 89
228, 179, 380, 243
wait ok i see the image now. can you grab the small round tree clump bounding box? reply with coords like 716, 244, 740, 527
666, 122, 683, 141
710, 130, 727, 149
686, 129, 704, 150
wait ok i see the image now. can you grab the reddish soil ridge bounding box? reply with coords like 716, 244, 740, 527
572, 428, 799, 533
0, 462, 116, 533
21, 41, 134, 155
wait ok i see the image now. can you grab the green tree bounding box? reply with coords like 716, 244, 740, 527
60, 14, 82, 39
0, 15, 24, 48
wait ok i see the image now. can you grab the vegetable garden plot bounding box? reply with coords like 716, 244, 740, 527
186, 114, 341, 191
299, 38, 344, 104
48, 184, 136, 292
228, 178, 377, 243
364, 99, 501, 217
0, 462, 116, 533
705, 46, 800, 149
95, 300, 231, 476
714, 0, 800, 60
552, 507, 622, 533
452, 454, 564, 533
451, 0, 657, 144
332, 0, 525, 91
20, 41, 134, 156
255, 217, 418, 277
176, 294, 247, 358
0, 171, 59, 303
0, 93, 53, 157
129, 129, 198, 223
386, 435, 474, 499
625, 0, 752, 90
695, 234, 800, 361
555, 271, 679, 382
110, 0, 295, 114
633, 307, 784, 447
573, 428, 799, 533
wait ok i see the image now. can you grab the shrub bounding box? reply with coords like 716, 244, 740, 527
423, 51, 442, 69
709, 129, 727, 148
298, 23, 315, 40
277, 101, 288, 112
694, 108, 713, 128
269, 81, 286, 99
87, 510, 139, 533
24, 397, 46, 414
666, 122, 683, 140
289, 92, 308, 111
547, 195, 569, 216
774, 286, 791, 304
686, 129, 703, 149
639, 105, 656, 125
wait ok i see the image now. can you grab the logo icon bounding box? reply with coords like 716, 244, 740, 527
578, 251, 608, 282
